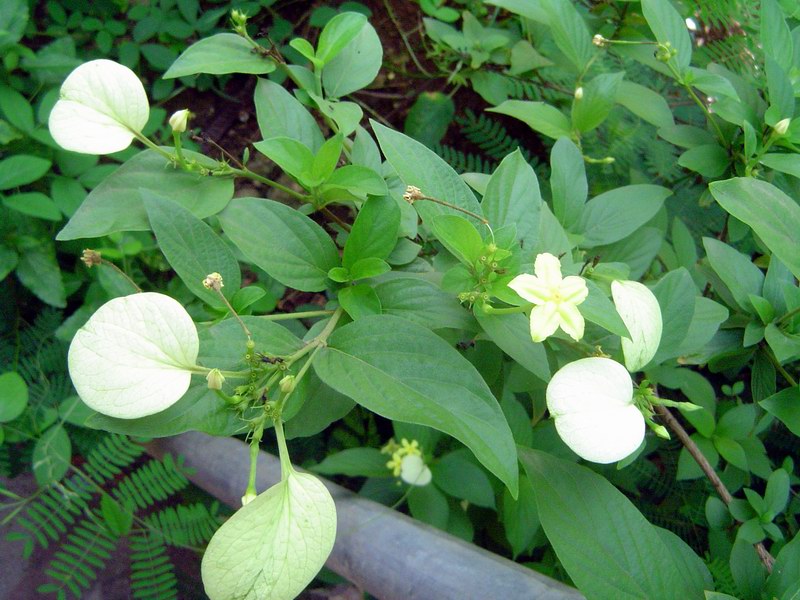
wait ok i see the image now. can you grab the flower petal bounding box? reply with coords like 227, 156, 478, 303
529, 302, 560, 342
557, 303, 585, 341
553, 404, 645, 463
400, 454, 432, 486
559, 275, 588, 305
533, 253, 563, 287
508, 273, 550, 305
68, 292, 199, 419
49, 59, 149, 154
611, 280, 663, 372
546, 357, 634, 416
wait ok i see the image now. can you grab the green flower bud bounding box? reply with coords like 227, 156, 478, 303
206, 368, 225, 390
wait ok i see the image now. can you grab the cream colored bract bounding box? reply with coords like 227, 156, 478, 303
547, 357, 645, 464
508, 253, 588, 343
611, 280, 663, 372
68, 292, 199, 419
49, 59, 149, 154
400, 454, 432, 486
201, 470, 337, 600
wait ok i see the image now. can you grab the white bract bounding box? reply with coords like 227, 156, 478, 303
68, 292, 199, 419
400, 454, 432, 486
546, 357, 645, 464
201, 470, 337, 600
49, 59, 149, 154
611, 280, 663, 372
168, 108, 190, 133
508, 253, 589, 342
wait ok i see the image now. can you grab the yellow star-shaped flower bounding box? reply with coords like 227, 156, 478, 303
508, 253, 589, 343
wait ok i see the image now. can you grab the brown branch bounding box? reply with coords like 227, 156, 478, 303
655, 405, 775, 573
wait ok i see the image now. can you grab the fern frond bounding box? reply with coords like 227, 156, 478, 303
112, 454, 189, 511
83, 434, 144, 484
129, 531, 179, 600
144, 501, 222, 547
456, 109, 537, 164
705, 554, 739, 595
432, 143, 496, 174
37, 515, 117, 599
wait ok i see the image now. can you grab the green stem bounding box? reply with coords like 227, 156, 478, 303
417, 195, 488, 224
132, 132, 176, 161
188, 366, 250, 378
256, 310, 334, 321
228, 166, 309, 201
273, 418, 293, 478
100, 259, 141, 293
172, 131, 188, 169
764, 344, 798, 388
245, 438, 260, 497
777, 305, 800, 327
480, 304, 531, 315
665, 62, 726, 144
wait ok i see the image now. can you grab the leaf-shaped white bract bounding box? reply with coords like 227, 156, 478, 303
49, 59, 149, 154
547, 357, 644, 464
611, 280, 663, 372
68, 292, 199, 419
202, 471, 337, 600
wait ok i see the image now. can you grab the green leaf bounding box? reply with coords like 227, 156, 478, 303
57, 149, 232, 240
615, 81, 674, 129
0, 246, 17, 281
678, 144, 729, 178
15, 244, 66, 307
143, 191, 240, 307
766, 532, 800, 599
373, 277, 474, 330
488, 100, 572, 140
32, 426, 71, 486
760, 153, 800, 179
0, 372, 28, 422
219, 198, 339, 292
253, 137, 315, 183
310, 134, 343, 185
201, 471, 336, 600
349, 257, 391, 281
314, 314, 519, 497
431, 215, 484, 266
163, 33, 276, 78
431, 451, 496, 508
520, 448, 705, 599
709, 178, 800, 281
577, 185, 670, 247
541, 0, 594, 72
762, 0, 794, 72
550, 137, 587, 230
641, 0, 692, 74
372, 121, 484, 228
652, 268, 696, 362
502, 472, 540, 558
312, 447, 389, 477
285, 374, 355, 439
0, 84, 34, 132
474, 311, 550, 382
571, 72, 624, 133
254, 79, 324, 152
404, 92, 455, 148
0, 0, 28, 50
2, 192, 61, 221
408, 484, 449, 529
320, 165, 388, 200
703, 237, 764, 313
581, 279, 630, 339
761, 387, 800, 436
481, 149, 541, 246
0, 155, 51, 191
322, 21, 382, 97
338, 283, 382, 319
316, 12, 367, 64
100, 495, 133, 537
231, 286, 267, 313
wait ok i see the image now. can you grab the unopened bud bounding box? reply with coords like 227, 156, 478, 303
81, 249, 102, 268
574, 87, 584, 100
241, 490, 257, 506
202, 272, 224, 291
206, 368, 225, 390
231, 9, 248, 28
279, 375, 296, 394
653, 424, 670, 439
774, 118, 791, 136
592, 34, 607, 47
168, 109, 190, 133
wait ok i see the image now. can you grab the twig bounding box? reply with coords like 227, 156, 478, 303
655, 404, 775, 573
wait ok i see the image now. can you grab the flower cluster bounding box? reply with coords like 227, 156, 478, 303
381, 438, 432, 486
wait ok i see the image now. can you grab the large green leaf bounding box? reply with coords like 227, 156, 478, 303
314, 314, 519, 496
703, 237, 764, 313
15, 243, 66, 307
577, 184, 670, 247
143, 192, 240, 307
164, 33, 276, 78
0, 372, 28, 422
641, 0, 692, 74
253, 79, 324, 152
57, 150, 233, 240
219, 198, 339, 292
372, 121, 484, 228
520, 448, 707, 599
571, 72, 624, 133
474, 311, 550, 382
615, 81, 674, 129
0, 155, 51, 190
488, 100, 572, 140
550, 137, 587, 230
323, 22, 382, 97
541, 0, 594, 72
373, 277, 474, 330
761, 0, 794, 72
481, 149, 541, 246
343, 195, 400, 269
32, 426, 71, 486
709, 178, 800, 281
